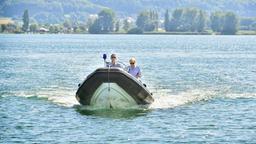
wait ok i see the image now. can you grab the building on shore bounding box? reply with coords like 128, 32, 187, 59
0, 18, 14, 25
39, 27, 49, 33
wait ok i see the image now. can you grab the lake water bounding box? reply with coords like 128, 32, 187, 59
1, 34, 256, 143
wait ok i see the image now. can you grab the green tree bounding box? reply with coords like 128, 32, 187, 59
78, 24, 87, 33
88, 9, 115, 34
22, 9, 29, 32
222, 12, 239, 35
210, 12, 224, 32
136, 11, 149, 30
164, 9, 170, 31
153, 10, 159, 31
63, 19, 72, 29
88, 19, 101, 34
169, 8, 183, 31
115, 20, 120, 32
49, 25, 55, 33
98, 9, 115, 32
127, 27, 143, 34
1, 25, 6, 32
197, 10, 207, 32
168, 8, 206, 32
136, 10, 158, 32
49, 25, 60, 33
5, 23, 21, 33
123, 19, 131, 32
86, 15, 97, 30
29, 23, 38, 33
63, 19, 72, 33
183, 8, 197, 31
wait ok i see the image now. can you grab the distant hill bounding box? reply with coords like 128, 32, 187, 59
90, 0, 256, 17
0, 0, 105, 23
1, 0, 256, 24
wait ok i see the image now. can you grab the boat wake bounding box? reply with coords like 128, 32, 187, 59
150, 88, 217, 109
151, 87, 256, 109
4, 85, 256, 109
7, 86, 79, 107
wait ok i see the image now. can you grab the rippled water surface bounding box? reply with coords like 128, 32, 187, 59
1, 34, 256, 143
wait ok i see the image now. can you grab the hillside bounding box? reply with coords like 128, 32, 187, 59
0, 0, 105, 23
0, 0, 256, 24
90, 0, 256, 17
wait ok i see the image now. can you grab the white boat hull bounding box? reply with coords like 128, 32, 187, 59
90, 83, 138, 109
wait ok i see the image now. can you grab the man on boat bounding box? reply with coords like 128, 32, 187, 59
127, 57, 141, 79
106, 54, 123, 68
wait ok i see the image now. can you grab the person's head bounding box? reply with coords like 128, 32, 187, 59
111, 54, 117, 64
129, 57, 136, 68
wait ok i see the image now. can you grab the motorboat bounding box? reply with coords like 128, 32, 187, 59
76, 66, 154, 109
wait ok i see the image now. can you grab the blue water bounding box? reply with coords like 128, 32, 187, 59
1, 34, 256, 143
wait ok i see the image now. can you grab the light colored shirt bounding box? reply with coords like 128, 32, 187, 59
106, 62, 123, 68
127, 66, 141, 78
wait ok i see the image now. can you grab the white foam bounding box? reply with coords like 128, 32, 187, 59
150, 89, 217, 109
7, 86, 256, 109
225, 93, 256, 99
12, 86, 78, 107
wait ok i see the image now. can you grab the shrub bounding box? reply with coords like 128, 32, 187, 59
127, 27, 143, 34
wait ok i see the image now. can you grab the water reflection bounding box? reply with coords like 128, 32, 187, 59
74, 105, 150, 119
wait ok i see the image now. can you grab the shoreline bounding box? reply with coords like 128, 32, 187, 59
1, 31, 256, 35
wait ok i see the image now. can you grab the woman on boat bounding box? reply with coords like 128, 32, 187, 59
127, 57, 141, 79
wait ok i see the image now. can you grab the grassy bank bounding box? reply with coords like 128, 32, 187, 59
237, 30, 256, 35
143, 31, 212, 35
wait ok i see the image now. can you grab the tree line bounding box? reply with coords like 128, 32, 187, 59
1, 8, 256, 34
164, 8, 206, 32
87, 8, 242, 34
